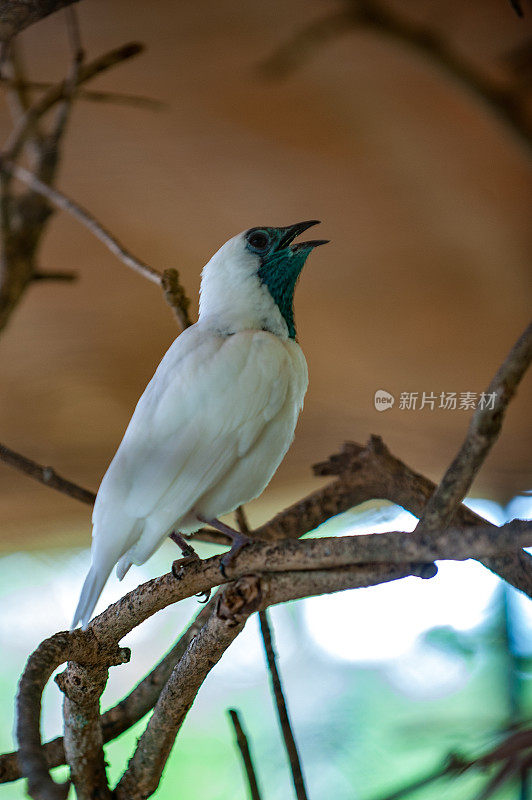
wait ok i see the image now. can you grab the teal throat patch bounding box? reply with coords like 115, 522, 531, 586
257, 248, 312, 339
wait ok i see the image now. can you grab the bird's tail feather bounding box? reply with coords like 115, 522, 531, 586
71, 563, 111, 631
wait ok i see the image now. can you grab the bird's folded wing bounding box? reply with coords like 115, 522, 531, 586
111, 330, 291, 520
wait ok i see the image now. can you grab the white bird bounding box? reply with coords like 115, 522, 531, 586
72, 221, 328, 629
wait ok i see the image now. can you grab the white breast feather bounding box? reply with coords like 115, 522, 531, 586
72, 325, 307, 629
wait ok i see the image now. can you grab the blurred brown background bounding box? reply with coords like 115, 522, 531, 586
0, 0, 531, 552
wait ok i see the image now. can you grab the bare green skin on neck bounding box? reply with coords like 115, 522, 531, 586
245, 225, 319, 339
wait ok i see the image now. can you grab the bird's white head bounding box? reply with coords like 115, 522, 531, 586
199, 221, 328, 339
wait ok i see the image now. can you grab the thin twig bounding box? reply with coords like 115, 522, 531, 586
0, 442, 95, 504
0, 78, 166, 109
228, 709, 263, 800
32, 270, 77, 281
368, 726, 532, 800
4, 162, 162, 284
2, 43, 144, 166
259, 608, 309, 800
418, 321, 532, 532
4, 161, 193, 324
418, 324, 532, 530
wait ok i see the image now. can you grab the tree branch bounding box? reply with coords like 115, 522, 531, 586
261, 0, 532, 150
55, 662, 113, 800
0, 0, 80, 49
4, 161, 162, 283
1, 77, 166, 109
12, 553, 441, 798
0, 42, 146, 335
228, 709, 263, 800
368, 725, 532, 800
0, 442, 95, 504
15, 628, 128, 800
0, 593, 218, 784
114, 576, 263, 799
4, 161, 193, 324
418, 321, 532, 531
2, 42, 144, 165
259, 608, 308, 800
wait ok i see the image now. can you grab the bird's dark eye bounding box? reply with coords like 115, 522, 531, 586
247, 230, 270, 252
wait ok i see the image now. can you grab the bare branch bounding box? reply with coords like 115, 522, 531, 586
114, 576, 263, 799
228, 709, 263, 800
418, 321, 532, 531
0, 0, 80, 48
0, 441, 95, 503
368, 726, 532, 800
261, 0, 532, 150
4, 162, 162, 283
259, 608, 308, 800
0, 594, 217, 784
3, 161, 193, 322
56, 663, 112, 800
162, 267, 192, 329
0, 43, 147, 335
307, 436, 532, 597
3, 432, 531, 595
2, 42, 144, 165
13, 557, 440, 797
32, 270, 77, 281
1, 76, 166, 109
89, 520, 529, 648
15, 629, 128, 800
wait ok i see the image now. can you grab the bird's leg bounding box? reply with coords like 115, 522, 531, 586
196, 514, 253, 576
169, 531, 199, 561
169, 531, 211, 601
170, 530, 201, 574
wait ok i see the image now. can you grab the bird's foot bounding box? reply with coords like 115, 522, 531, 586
170, 531, 200, 579
196, 515, 252, 577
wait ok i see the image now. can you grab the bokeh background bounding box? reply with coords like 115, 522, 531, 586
0, 1, 531, 798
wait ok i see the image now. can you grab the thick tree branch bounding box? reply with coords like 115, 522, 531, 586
228, 709, 263, 800
114, 576, 263, 799
309, 436, 532, 597
15, 628, 128, 800
55, 662, 112, 800
0, 594, 217, 784
3, 431, 531, 595
259, 608, 308, 800
13, 555, 440, 798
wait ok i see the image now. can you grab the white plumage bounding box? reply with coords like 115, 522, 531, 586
72, 222, 325, 629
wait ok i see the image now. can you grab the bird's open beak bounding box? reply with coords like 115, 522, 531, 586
277, 220, 329, 252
